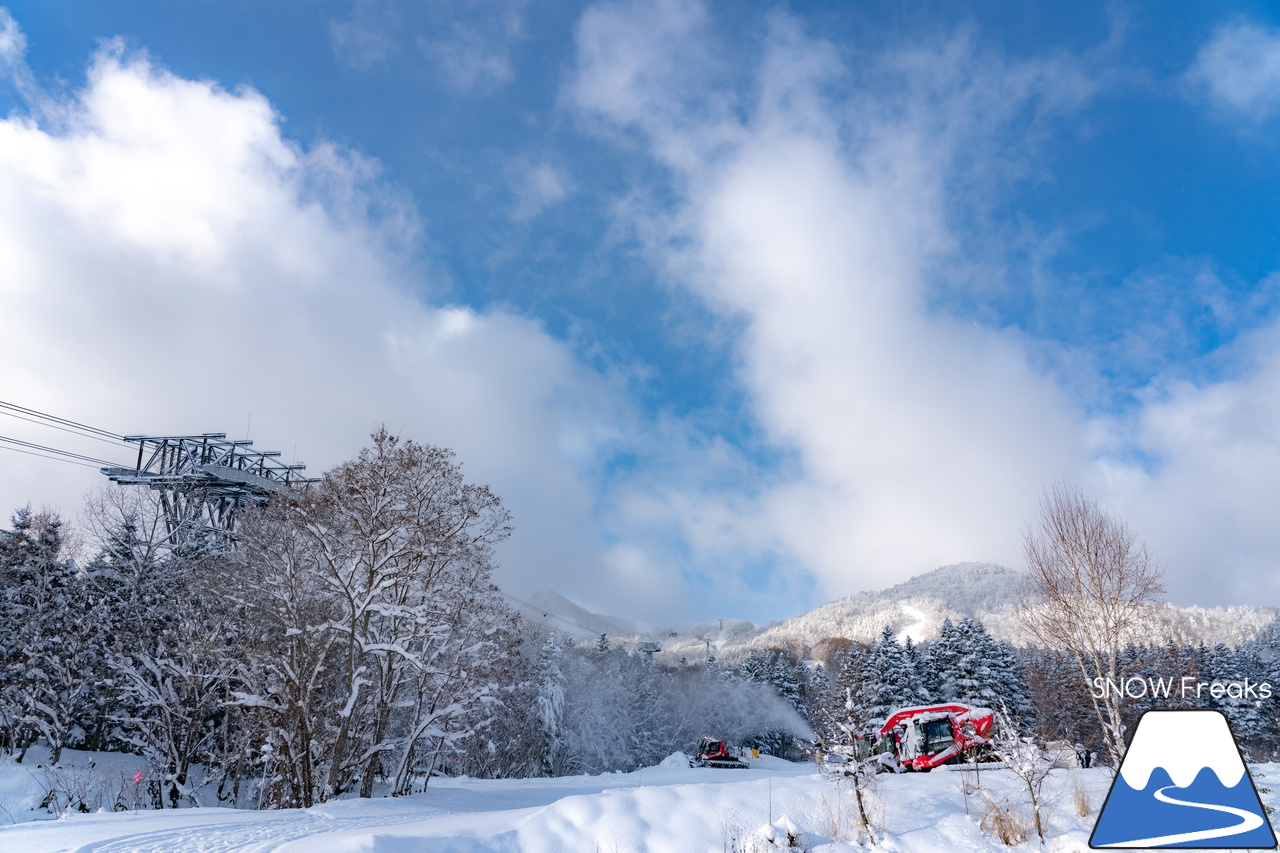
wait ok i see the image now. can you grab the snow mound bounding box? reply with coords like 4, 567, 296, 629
758, 815, 804, 847
658, 752, 691, 769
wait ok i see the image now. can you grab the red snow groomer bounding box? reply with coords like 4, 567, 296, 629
691, 736, 749, 769
854, 703, 994, 772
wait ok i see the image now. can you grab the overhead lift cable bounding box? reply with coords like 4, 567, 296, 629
0, 399, 133, 469
0, 407, 133, 449
492, 588, 604, 641
0, 441, 106, 469
0, 433, 129, 468
0, 399, 125, 441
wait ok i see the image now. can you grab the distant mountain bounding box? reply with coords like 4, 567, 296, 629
877, 563, 1026, 615
524, 562, 1279, 665
522, 590, 648, 641
518, 590, 762, 661
746, 562, 1020, 654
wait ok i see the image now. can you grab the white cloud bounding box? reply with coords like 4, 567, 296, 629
329, 0, 401, 71
0, 38, 660, 612
1187, 21, 1280, 117
419, 5, 524, 95
569, 1, 1280, 611
14, 4, 1280, 625
329, 0, 528, 95
569, 0, 1096, 600
1098, 323, 1280, 606
506, 157, 572, 220
0, 8, 24, 67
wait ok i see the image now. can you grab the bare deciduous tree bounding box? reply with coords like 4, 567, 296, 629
230, 426, 514, 806
1018, 483, 1164, 768
989, 706, 1052, 844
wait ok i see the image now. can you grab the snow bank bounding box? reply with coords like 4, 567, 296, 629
657, 751, 690, 769
0, 745, 150, 823
5, 755, 1279, 852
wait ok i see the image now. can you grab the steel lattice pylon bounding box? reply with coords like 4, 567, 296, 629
101, 433, 319, 544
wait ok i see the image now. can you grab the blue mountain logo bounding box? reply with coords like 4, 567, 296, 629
1090, 710, 1276, 848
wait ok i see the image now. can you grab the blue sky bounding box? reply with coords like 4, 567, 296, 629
3, 1, 1280, 622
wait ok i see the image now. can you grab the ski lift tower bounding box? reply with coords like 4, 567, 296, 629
100, 433, 319, 546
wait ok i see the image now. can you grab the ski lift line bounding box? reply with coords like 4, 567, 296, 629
492, 589, 586, 633
0, 407, 134, 449
0, 441, 106, 469
491, 589, 598, 639
0, 400, 124, 440
0, 433, 129, 468
529, 614, 600, 640
0, 399, 125, 440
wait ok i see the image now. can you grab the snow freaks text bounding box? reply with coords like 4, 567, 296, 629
1091, 676, 1274, 701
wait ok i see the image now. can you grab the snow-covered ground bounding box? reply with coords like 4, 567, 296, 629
8, 747, 1264, 852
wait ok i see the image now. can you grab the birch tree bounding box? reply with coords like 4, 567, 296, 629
1018, 483, 1163, 767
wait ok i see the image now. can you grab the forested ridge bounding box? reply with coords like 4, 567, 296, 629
4, 431, 1280, 812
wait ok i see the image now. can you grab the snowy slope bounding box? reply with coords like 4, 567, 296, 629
520, 590, 650, 641
752, 562, 1277, 653
878, 563, 1025, 615
6, 746, 1245, 852
529, 562, 1278, 663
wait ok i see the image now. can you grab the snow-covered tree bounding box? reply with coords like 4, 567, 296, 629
72, 488, 245, 807
1198, 642, 1270, 748
0, 507, 104, 764
735, 647, 809, 758
860, 626, 929, 724
833, 644, 874, 734
231, 428, 514, 806
535, 633, 568, 776
988, 708, 1053, 844
934, 618, 1031, 718
920, 618, 961, 699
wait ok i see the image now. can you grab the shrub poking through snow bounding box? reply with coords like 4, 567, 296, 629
821, 750, 882, 845
980, 795, 1028, 846
989, 706, 1053, 843
1072, 776, 1091, 817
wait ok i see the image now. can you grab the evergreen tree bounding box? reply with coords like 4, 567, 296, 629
1199, 642, 1270, 749
836, 644, 875, 733
769, 651, 806, 719
734, 647, 809, 759
736, 648, 807, 719
535, 633, 568, 776
1022, 647, 1101, 756
738, 649, 771, 682
857, 626, 929, 727
805, 661, 836, 743
920, 618, 962, 700
0, 507, 107, 764
950, 618, 998, 707
624, 651, 668, 768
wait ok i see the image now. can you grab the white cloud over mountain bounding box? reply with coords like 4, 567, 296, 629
5, 4, 1280, 621
568, 0, 1280, 608
569, 0, 1091, 591
0, 39, 659, 612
